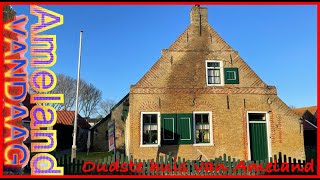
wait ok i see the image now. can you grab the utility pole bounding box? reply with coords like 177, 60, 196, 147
71, 30, 83, 163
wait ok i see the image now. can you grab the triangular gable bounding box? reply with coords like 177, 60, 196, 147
133, 6, 267, 90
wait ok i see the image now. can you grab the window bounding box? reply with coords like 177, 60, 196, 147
224, 68, 239, 84
206, 60, 224, 86
193, 111, 213, 145
141, 112, 160, 147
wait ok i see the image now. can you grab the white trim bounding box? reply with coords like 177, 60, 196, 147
246, 111, 272, 161
140, 112, 161, 148
180, 117, 191, 140
163, 118, 175, 140
205, 60, 224, 87
193, 111, 214, 146
249, 121, 266, 123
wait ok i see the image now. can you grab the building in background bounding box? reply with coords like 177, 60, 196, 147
293, 106, 317, 162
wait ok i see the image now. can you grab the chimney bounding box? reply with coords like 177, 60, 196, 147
190, 5, 208, 25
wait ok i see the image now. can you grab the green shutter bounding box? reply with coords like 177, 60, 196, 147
161, 113, 194, 145
224, 68, 239, 84
161, 114, 177, 145
177, 114, 193, 144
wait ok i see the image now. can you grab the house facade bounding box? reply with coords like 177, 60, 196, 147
124, 6, 305, 161
293, 106, 317, 162
89, 94, 129, 152
89, 114, 111, 152
55, 111, 91, 151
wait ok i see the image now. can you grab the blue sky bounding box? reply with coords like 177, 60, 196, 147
12, 5, 317, 109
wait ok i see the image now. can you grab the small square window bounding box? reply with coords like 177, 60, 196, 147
224, 68, 239, 84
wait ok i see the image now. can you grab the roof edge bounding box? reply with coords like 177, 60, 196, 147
110, 93, 129, 112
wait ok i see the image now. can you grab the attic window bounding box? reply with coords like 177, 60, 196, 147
206, 60, 224, 86
224, 68, 239, 84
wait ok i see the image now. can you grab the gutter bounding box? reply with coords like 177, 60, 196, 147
305, 119, 317, 129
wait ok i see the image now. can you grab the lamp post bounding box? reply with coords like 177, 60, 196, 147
71, 30, 83, 163
299, 117, 304, 134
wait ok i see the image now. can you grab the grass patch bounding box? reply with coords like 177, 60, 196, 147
76, 151, 114, 161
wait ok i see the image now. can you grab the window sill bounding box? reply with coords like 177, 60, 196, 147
207, 84, 224, 87
140, 144, 161, 148
193, 143, 214, 147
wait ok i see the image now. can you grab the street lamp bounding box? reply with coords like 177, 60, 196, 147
299, 117, 304, 134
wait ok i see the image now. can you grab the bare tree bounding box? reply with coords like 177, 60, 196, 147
29, 73, 76, 110
78, 81, 102, 118
3, 5, 16, 22
99, 99, 116, 116
29, 73, 103, 117
56, 74, 76, 110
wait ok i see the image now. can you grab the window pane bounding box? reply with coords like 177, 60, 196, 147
150, 124, 157, 131
143, 124, 150, 131
150, 131, 158, 144
196, 130, 210, 143
202, 114, 209, 124
227, 71, 235, 80
196, 124, 203, 130
208, 77, 214, 84
214, 77, 220, 84
213, 69, 220, 76
202, 129, 210, 143
195, 114, 202, 124
196, 130, 200, 143
207, 69, 214, 76
143, 132, 150, 144
208, 62, 220, 67
151, 114, 157, 124
143, 114, 151, 124
202, 124, 210, 130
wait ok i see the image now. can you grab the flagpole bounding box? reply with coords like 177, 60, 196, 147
71, 30, 83, 163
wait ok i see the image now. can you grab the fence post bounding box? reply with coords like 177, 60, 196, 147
64, 155, 68, 175
293, 158, 297, 174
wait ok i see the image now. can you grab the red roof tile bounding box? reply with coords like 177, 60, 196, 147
292, 106, 317, 117
56, 111, 91, 129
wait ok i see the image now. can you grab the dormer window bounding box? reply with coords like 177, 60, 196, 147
206, 60, 224, 86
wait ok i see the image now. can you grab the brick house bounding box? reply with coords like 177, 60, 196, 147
55, 111, 91, 151
111, 6, 305, 162
89, 94, 129, 152
21, 94, 91, 151
292, 106, 317, 162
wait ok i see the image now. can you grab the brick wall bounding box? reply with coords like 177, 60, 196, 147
91, 119, 109, 152
111, 98, 127, 152
127, 6, 305, 161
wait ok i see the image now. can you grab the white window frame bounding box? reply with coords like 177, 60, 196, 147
205, 60, 224, 86
246, 111, 272, 161
140, 112, 161, 147
193, 111, 214, 146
